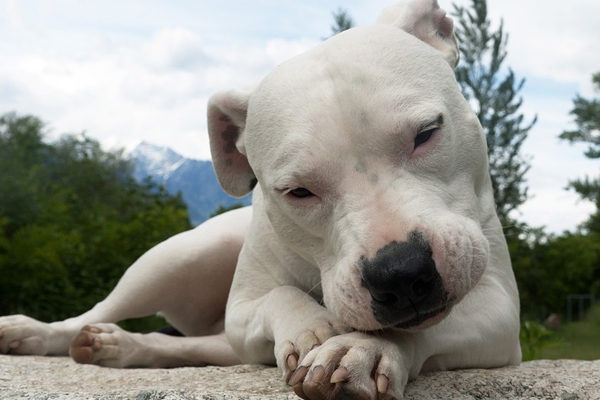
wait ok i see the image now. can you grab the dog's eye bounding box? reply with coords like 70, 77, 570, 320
414, 129, 435, 149
289, 188, 314, 198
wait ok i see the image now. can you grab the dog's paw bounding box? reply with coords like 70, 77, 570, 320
0, 315, 55, 355
274, 312, 350, 383
288, 332, 407, 400
70, 323, 149, 368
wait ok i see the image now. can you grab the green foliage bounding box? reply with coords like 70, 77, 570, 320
559, 72, 600, 233
326, 8, 354, 39
560, 72, 600, 158
0, 112, 191, 323
508, 224, 600, 320
519, 320, 555, 361
210, 202, 245, 218
452, 0, 536, 222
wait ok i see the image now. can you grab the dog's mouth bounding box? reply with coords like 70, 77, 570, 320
331, 289, 456, 332
392, 301, 453, 330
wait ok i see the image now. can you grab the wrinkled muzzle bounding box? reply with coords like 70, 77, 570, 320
322, 215, 488, 331
360, 231, 451, 329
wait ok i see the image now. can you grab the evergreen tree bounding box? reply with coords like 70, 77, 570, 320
559, 72, 600, 232
452, 0, 536, 222
326, 8, 354, 39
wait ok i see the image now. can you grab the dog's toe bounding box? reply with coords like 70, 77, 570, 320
69, 327, 99, 364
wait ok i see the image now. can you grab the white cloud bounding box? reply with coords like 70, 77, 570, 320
516, 187, 595, 233
484, 0, 600, 94
265, 38, 317, 64
141, 28, 213, 72
0, 2, 317, 160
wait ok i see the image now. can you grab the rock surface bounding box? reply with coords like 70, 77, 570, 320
1, 355, 599, 399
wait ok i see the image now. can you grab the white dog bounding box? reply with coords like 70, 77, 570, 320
0, 1, 521, 399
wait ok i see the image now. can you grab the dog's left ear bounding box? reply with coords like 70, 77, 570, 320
377, 0, 460, 68
207, 88, 257, 198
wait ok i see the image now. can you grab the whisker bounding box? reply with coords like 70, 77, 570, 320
306, 280, 322, 296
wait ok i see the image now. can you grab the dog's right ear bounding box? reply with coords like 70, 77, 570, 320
377, 0, 460, 68
207, 88, 257, 198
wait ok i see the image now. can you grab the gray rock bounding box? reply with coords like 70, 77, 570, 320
1, 355, 599, 399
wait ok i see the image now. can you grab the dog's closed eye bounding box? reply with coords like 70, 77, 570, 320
289, 188, 314, 198
414, 114, 444, 150
289, 188, 314, 199
414, 129, 435, 149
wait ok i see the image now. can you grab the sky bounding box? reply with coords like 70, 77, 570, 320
0, 0, 599, 234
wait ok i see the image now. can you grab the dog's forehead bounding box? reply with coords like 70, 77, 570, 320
254, 25, 452, 105
245, 24, 460, 178
246, 25, 456, 142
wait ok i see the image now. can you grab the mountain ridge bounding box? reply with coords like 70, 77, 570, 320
131, 141, 251, 225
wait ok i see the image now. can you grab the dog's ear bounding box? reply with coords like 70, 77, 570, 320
376, 0, 460, 68
207, 88, 257, 198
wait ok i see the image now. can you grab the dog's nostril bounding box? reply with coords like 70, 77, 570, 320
371, 290, 399, 306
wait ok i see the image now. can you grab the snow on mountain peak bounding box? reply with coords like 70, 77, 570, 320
132, 141, 184, 181
130, 141, 252, 225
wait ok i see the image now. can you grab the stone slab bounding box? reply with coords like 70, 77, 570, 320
1, 356, 599, 399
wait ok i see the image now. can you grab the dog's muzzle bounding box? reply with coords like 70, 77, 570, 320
360, 231, 449, 329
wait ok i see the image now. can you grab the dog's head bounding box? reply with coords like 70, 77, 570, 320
207, 0, 496, 331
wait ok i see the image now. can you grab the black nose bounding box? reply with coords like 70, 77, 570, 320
360, 231, 446, 328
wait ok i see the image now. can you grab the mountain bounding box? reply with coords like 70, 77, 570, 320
131, 142, 251, 226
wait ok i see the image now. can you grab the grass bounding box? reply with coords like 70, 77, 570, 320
535, 304, 600, 360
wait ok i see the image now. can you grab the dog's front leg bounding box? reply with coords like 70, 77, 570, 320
226, 271, 349, 383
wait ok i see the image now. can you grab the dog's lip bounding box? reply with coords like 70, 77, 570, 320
392, 299, 455, 330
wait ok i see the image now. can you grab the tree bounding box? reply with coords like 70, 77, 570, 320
0, 113, 48, 236
0, 112, 191, 326
326, 8, 354, 39
452, 0, 536, 222
559, 72, 600, 233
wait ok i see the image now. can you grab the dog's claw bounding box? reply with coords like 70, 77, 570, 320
284, 353, 299, 382
310, 365, 326, 383
287, 353, 298, 372
377, 373, 390, 394
289, 366, 309, 386
293, 381, 310, 400
330, 366, 349, 383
